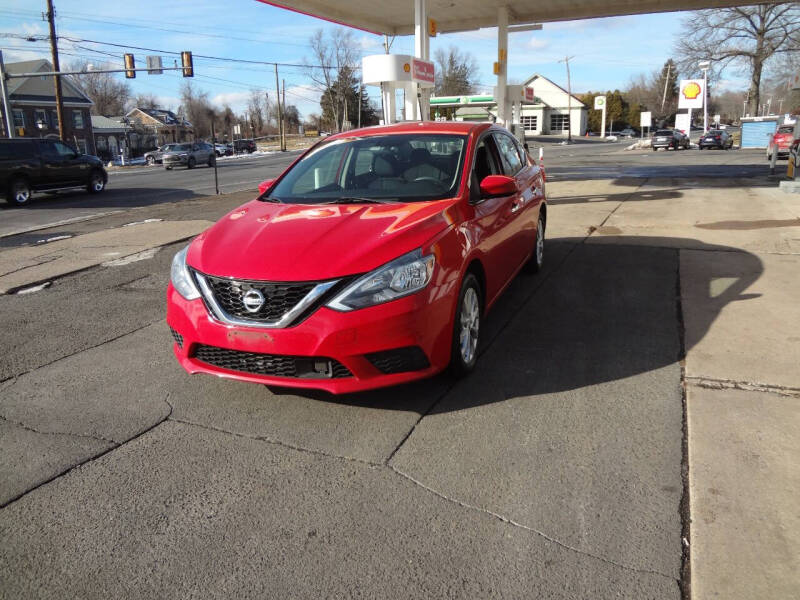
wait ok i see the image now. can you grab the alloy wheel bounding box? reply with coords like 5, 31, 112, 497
459, 287, 480, 365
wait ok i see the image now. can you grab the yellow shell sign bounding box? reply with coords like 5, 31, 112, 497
682, 81, 701, 100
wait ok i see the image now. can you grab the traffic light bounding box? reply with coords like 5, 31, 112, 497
124, 53, 135, 79
181, 51, 193, 77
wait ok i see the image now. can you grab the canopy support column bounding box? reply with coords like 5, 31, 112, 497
409, 0, 430, 121
496, 6, 509, 126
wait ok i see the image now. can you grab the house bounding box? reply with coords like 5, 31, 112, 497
91, 115, 133, 161
125, 107, 193, 152
0, 59, 96, 154
429, 73, 588, 138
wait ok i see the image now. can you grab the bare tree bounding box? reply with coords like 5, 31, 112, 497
130, 93, 160, 111
305, 28, 358, 132
67, 61, 131, 116
180, 80, 215, 138
625, 59, 679, 124
675, 4, 800, 115
246, 90, 267, 136
434, 47, 478, 96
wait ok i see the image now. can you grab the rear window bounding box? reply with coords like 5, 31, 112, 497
708, 130, 723, 135
777, 126, 794, 134
0, 140, 36, 160
654, 130, 673, 136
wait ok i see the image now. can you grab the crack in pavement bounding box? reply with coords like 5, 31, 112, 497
168, 416, 383, 468
685, 375, 800, 397
0, 412, 118, 445
0, 318, 164, 385
0, 394, 173, 510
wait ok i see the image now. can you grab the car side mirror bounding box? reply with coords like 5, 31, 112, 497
258, 179, 275, 195
479, 175, 517, 198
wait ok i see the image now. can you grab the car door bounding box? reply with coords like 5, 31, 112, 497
40, 140, 85, 188
465, 133, 522, 303
492, 131, 540, 269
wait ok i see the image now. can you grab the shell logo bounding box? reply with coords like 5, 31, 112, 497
403, 63, 410, 73
683, 82, 701, 100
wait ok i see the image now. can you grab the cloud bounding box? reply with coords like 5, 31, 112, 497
527, 37, 550, 50
211, 91, 253, 111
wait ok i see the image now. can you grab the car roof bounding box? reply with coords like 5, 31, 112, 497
325, 121, 493, 141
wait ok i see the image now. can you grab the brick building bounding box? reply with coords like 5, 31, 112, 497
0, 59, 95, 155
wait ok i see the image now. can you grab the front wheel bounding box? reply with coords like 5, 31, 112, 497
207, 155, 215, 167
449, 273, 482, 378
165, 166, 173, 171
87, 170, 105, 194
7, 177, 32, 206
187, 157, 196, 169
146, 156, 155, 166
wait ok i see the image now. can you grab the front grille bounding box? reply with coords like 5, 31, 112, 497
193, 345, 352, 379
169, 327, 184, 349
365, 346, 430, 375
202, 274, 318, 323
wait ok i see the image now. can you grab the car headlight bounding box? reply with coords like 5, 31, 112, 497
326, 249, 435, 311
170, 245, 201, 300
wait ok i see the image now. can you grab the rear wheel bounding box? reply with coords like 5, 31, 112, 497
165, 166, 173, 171
87, 170, 105, 194
7, 177, 32, 206
524, 215, 545, 274
207, 154, 215, 167
449, 273, 481, 378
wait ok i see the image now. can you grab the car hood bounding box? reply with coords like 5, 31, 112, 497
187, 199, 458, 281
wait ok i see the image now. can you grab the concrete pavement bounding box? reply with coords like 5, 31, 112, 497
1, 148, 798, 598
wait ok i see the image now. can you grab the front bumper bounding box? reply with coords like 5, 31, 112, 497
164, 156, 189, 166
166, 281, 456, 394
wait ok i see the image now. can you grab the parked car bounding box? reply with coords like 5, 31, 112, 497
652, 129, 689, 151
167, 122, 547, 393
767, 124, 796, 160
233, 139, 257, 153
163, 142, 216, 170
699, 129, 733, 150
144, 144, 178, 166
618, 128, 638, 138
214, 143, 232, 157
0, 138, 107, 206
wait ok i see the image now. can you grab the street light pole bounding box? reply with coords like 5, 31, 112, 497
699, 60, 710, 133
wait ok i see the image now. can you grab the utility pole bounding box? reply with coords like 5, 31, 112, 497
661, 62, 672, 112
0, 51, 14, 138
274, 64, 284, 152
357, 82, 362, 129
46, 0, 66, 141
559, 56, 574, 142
282, 78, 287, 151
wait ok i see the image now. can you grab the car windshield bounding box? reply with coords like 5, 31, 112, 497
655, 130, 673, 136
265, 133, 468, 204
777, 126, 794, 134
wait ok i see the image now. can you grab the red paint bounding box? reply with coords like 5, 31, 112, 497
411, 58, 435, 84
167, 122, 546, 393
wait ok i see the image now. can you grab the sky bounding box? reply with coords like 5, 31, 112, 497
0, 0, 749, 119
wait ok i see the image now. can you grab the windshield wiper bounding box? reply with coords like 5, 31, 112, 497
260, 196, 282, 203
322, 197, 396, 205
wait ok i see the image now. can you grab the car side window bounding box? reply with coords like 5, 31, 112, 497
470, 136, 502, 202
493, 133, 523, 176
42, 140, 75, 159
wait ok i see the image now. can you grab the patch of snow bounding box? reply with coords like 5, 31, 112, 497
102, 247, 160, 266
122, 218, 163, 227
16, 281, 51, 294
36, 234, 73, 244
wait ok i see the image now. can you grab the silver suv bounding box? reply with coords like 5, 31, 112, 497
163, 142, 216, 170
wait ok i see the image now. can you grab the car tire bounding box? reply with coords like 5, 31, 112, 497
187, 157, 196, 169
165, 166, 173, 171
6, 176, 32, 206
524, 214, 545, 274
207, 155, 215, 167
146, 156, 155, 166
652, 147, 657, 152
86, 170, 105, 194
449, 272, 482, 378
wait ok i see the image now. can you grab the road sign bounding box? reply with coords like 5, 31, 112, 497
146, 56, 163, 75
234, 124, 241, 135
678, 79, 704, 109
714, 114, 720, 125
640, 111, 652, 128
594, 96, 606, 109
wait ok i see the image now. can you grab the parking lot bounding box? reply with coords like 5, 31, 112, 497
1, 144, 798, 598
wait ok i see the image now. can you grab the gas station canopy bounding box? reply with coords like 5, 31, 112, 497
257, 0, 773, 35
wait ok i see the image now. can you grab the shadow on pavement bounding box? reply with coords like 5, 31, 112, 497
0, 186, 206, 212
277, 236, 763, 412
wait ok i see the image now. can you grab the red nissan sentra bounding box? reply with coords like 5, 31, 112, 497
167, 121, 546, 393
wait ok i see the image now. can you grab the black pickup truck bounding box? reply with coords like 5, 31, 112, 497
0, 138, 107, 206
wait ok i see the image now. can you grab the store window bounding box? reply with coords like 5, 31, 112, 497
12, 109, 24, 128
550, 114, 570, 132
521, 116, 538, 132
50, 110, 59, 130
72, 110, 84, 129
34, 109, 48, 129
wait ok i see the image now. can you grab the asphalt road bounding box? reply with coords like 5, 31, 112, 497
0, 143, 775, 598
